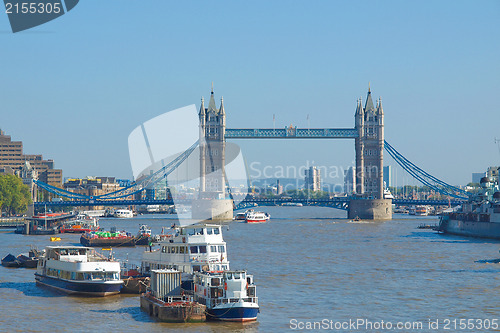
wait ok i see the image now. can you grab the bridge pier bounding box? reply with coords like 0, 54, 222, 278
348, 199, 392, 220
192, 199, 233, 221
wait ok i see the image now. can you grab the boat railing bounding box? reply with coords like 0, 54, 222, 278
212, 297, 257, 307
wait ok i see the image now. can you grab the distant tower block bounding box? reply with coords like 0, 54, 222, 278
192, 86, 233, 221
350, 85, 392, 219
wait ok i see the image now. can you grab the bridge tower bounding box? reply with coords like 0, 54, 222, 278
192, 85, 233, 220
355, 85, 384, 199
350, 85, 392, 219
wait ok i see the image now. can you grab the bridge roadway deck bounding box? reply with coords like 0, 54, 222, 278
34, 198, 464, 208
225, 128, 358, 139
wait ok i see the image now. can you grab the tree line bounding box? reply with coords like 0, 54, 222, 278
0, 174, 32, 216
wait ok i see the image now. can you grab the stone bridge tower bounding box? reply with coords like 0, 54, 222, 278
355, 85, 384, 199
350, 85, 391, 219
193, 85, 233, 220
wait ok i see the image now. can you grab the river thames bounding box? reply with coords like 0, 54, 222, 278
0, 207, 499, 332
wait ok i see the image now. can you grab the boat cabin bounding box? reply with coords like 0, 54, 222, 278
142, 224, 229, 274
193, 270, 257, 308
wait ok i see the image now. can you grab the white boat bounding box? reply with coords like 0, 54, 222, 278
383, 188, 394, 199
193, 270, 259, 322
114, 209, 134, 218
245, 211, 270, 223
233, 209, 254, 220
233, 212, 247, 220
415, 205, 429, 216
141, 224, 230, 279
35, 246, 123, 296
281, 202, 303, 207
59, 214, 99, 233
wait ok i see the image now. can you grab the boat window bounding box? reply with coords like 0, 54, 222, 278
60, 249, 68, 255
190, 246, 198, 254
210, 245, 217, 252
76, 273, 84, 280
199, 246, 207, 253
214, 228, 220, 235
180, 228, 186, 235
179, 247, 185, 254
84, 273, 91, 280
234, 272, 240, 279
162, 246, 167, 253
69, 249, 78, 255
193, 265, 200, 272
195, 228, 204, 235
207, 228, 213, 235
226, 273, 232, 280
187, 229, 195, 236
218, 246, 225, 253
71, 272, 76, 280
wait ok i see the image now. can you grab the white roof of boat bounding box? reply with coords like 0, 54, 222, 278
45, 245, 92, 249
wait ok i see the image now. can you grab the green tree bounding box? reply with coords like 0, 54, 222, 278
0, 174, 32, 215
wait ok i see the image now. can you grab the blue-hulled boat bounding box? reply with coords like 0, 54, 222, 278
193, 270, 259, 322
35, 246, 123, 296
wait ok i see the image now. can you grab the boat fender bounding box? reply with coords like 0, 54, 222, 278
204, 289, 206, 296
194, 285, 197, 292
182, 237, 186, 243
224, 282, 227, 291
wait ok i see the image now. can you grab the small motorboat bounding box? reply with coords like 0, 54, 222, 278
16, 249, 41, 268
245, 211, 270, 223
2, 254, 21, 268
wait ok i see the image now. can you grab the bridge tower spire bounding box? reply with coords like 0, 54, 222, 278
194, 85, 233, 220
354, 85, 384, 199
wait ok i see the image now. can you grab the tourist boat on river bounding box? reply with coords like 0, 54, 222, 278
114, 209, 134, 218
193, 270, 259, 321
141, 223, 230, 289
35, 246, 123, 296
233, 212, 247, 220
438, 176, 500, 240
415, 205, 429, 216
245, 211, 270, 223
59, 214, 99, 233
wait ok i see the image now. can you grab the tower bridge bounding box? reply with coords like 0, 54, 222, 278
196, 85, 391, 219
32, 86, 469, 219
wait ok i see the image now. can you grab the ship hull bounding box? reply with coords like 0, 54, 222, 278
35, 273, 122, 296
80, 235, 136, 247
439, 218, 500, 240
207, 305, 259, 322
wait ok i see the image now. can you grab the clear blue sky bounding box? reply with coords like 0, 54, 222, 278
1, 0, 499, 186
